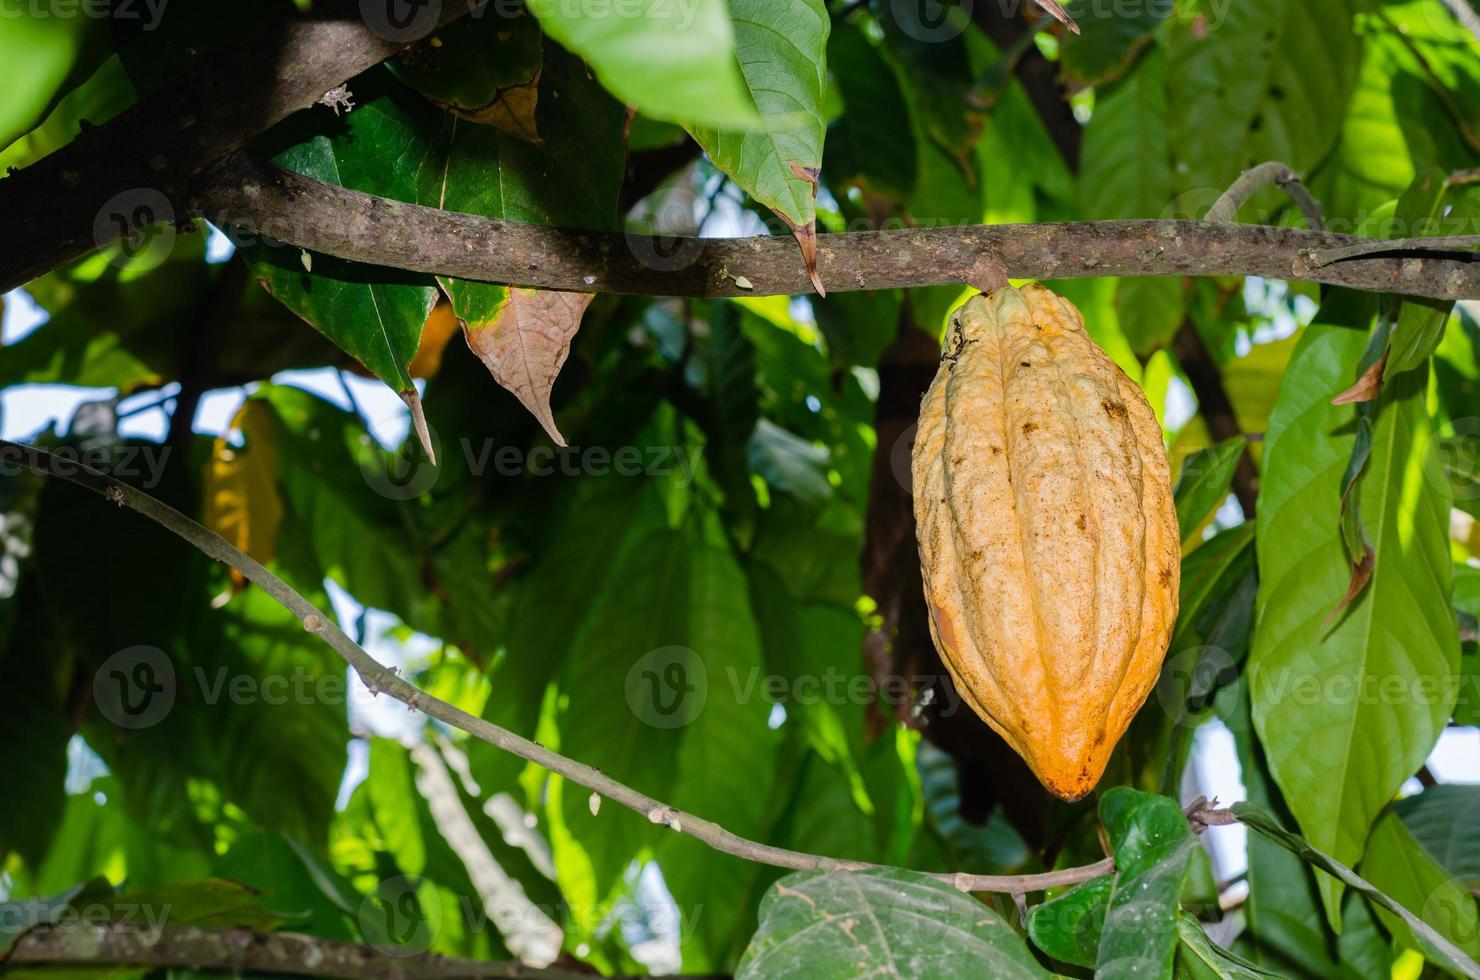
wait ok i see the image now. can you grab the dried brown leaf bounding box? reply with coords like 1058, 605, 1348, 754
1035, 0, 1081, 34
1323, 545, 1375, 627
463, 288, 595, 445
1331, 353, 1387, 405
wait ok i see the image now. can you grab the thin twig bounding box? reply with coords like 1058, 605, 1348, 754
1206, 161, 1326, 232
0, 439, 1112, 896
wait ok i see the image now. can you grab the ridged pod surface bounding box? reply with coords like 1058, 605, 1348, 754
912, 285, 1179, 801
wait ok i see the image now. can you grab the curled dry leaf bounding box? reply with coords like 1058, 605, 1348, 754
1324, 544, 1375, 627
1034, 0, 1081, 34
463, 287, 595, 446
1331, 353, 1387, 405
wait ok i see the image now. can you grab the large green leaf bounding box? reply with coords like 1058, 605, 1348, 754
1250, 293, 1458, 929
1362, 809, 1480, 967
243, 74, 440, 398
737, 868, 1052, 979
524, 0, 759, 128
413, 42, 627, 329
1167, 0, 1362, 193
1176, 913, 1284, 979
1395, 784, 1480, 886
1235, 802, 1480, 979
826, 22, 916, 201
686, 0, 828, 244
1098, 788, 1199, 979
1061, 0, 1170, 86
1080, 47, 1171, 220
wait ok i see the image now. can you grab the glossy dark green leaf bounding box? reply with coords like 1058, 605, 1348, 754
243, 75, 440, 397
1250, 292, 1458, 928
1235, 802, 1480, 979
1097, 788, 1199, 979
737, 868, 1053, 979
1026, 874, 1113, 968
212, 832, 358, 940
388, 8, 542, 138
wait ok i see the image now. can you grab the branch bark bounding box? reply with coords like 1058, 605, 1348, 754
0, 0, 478, 289
4, 924, 661, 980
1207, 161, 1326, 232
164, 158, 1480, 303
0, 439, 1113, 897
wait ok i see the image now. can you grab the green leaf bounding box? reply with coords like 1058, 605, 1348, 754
1080, 47, 1172, 220
1175, 438, 1247, 548
685, 0, 828, 241
388, 8, 543, 139
1250, 292, 1459, 929
212, 832, 358, 940
1395, 784, 1480, 887
0, 5, 107, 152
414, 41, 627, 329
0, 877, 113, 953
747, 419, 832, 504
1362, 809, 1480, 967
1234, 802, 1480, 979
1176, 913, 1284, 978
826, 22, 916, 201
1061, 0, 1170, 86
737, 868, 1053, 979
1167, 0, 1362, 193
1116, 275, 1186, 357
242, 75, 439, 397
1098, 788, 1199, 979
1026, 874, 1113, 968
1386, 173, 1480, 375
524, 0, 760, 128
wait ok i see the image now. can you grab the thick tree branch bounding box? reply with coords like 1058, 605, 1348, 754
0, 0, 479, 289
171, 159, 1480, 303
0, 439, 1113, 897
5, 925, 613, 980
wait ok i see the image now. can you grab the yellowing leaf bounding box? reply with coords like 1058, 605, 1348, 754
463, 288, 594, 445
203, 400, 284, 593
409, 300, 462, 380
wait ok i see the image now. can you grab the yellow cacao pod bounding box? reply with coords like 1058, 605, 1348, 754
912, 285, 1180, 801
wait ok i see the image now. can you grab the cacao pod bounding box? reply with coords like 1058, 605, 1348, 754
912, 285, 1180, 801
